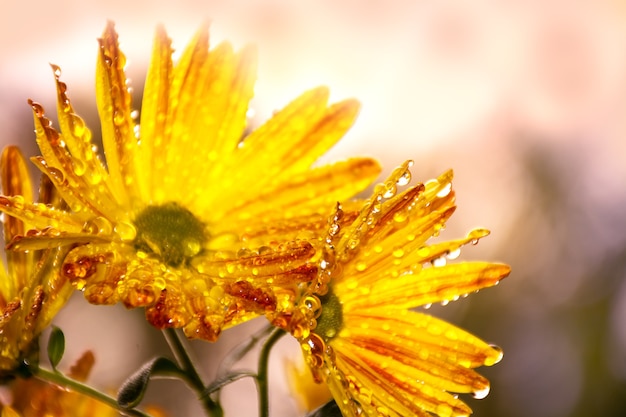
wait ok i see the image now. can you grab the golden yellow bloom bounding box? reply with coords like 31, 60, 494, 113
275, 162, 511, 417
0, 23, 380, 341
0, 146, 73, 376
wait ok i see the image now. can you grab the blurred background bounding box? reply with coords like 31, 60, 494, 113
2, 0, 626, 416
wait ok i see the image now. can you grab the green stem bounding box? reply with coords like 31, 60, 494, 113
162, 328, 222, 417
30, 365, 152, 417
256, 328, 286, 417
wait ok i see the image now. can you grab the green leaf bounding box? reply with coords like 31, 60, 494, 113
47, 326, 65, 370
117, 357, 182, 409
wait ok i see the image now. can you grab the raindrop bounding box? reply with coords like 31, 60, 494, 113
382, 182, 396, 199
114, 221, 137, 241
436, 182, 452, 198
446, 248, 461, 260
72, 158, 87, 176
396, 169, 411, 186
50, 64, 62, 78
113, 111, 126, 126
84, 216, 113, 235
472, 384, 491, 400
423, 303, 432, 310
432, 256, 447, 267
485, 344, 504, 366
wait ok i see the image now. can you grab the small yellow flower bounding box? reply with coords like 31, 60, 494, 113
0, 147, 73, 376
275, 162, 511, 417
0, 23, 380, 341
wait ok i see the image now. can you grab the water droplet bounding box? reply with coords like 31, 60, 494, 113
356, 261, 367, 271
382, 182, 396, 199
467, 228, 490, 244
396, 169, 411, 186
393, 211, 408, 223
436, 182, 452, 198
432, 256, 447, 267
472, 384, 491, 400
441, 299, 449, 306
114, 221, 137, 241
47, 167, 65, 183
113, 111, 126, 126
485, 344, 504, 365
446, 248, 461, 260
69, 114, 86, 137
83, 216, 113, 235
392, 247, 404, 258
423, 303, 432, 309
50, 64, 62, 78
72, 158, 87, 176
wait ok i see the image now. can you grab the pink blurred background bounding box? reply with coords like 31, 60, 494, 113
2, 1, 626, 416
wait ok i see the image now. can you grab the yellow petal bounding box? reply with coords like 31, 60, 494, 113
341, 262, 509, 310
137, 25, 173, 200
96, 22, 138, 203
1, 146, 34, 291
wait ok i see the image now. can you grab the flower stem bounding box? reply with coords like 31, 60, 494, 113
256, 328, 286, 417
162, 328, 222, 417
30, 365, 152, 417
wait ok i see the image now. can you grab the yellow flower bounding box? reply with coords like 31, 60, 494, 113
0, 23, 380, 341
275, 162, 511, 417
0, 146, 73, 376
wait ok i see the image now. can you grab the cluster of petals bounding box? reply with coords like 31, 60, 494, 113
272, 162, 511, 417
0, 22, 380, 341
0, 147, 73, 376
0, 22, 512, 417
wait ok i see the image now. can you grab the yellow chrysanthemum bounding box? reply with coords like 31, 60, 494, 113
0, 146, 73, 376
1, 351, 167, 417
0, 23, 380, 341
274, 162, 511, 417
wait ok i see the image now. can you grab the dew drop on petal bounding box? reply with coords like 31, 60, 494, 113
472, 384, 491, 400
432, 256, 447, 267
436, 182, 452, 198
446, 248, 461, 260
396, 169, 411, 186
114, 221, 137, 241
73, 158, 87, 176
84, 216, 113, 235
485, 344, 504, 366
382, 182, 396, 199
51, 64, 62, 78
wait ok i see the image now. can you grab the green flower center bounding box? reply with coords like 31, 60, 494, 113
315, 289, 343, 342
133, 202, 207, 267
